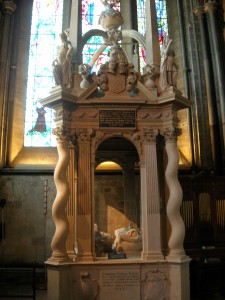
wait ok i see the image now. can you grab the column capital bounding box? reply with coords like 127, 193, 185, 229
142, 128, 158, 143
53, 125, 71, 142
76, 128, 93, 143
54, 107, 72, 119
53, 106, 72, 138
162, 126, 182, 142
1, 1, 17, 14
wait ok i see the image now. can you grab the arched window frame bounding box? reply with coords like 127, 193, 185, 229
9, 0, 70, 168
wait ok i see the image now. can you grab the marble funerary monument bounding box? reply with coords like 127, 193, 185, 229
40, 0, 191, 299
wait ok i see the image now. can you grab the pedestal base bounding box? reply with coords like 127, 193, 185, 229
46, 259, 190, 300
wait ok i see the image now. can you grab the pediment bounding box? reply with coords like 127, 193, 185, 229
77, 78, 158, 103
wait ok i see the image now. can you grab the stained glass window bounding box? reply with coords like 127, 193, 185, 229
155, 0, 168, 44
137, 0, 168, 69
24, 0, 63, 147
25, 0, 167, 147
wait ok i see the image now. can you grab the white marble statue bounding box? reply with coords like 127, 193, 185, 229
158, 37, 178, 91
52, 31, 73, 88
113, 223, 139, 248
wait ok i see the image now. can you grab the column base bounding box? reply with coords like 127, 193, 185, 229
46, 255, 72, 265
47, 264, 71, 300
168, 260, 191, 300
142, 251, 165, 261
166, 251, 190, 263
75, 252, 95, 262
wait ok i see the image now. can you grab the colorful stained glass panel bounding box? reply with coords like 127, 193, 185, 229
82, 0, 120, 73
137, 0, 168, 70
24, 0, 63, 147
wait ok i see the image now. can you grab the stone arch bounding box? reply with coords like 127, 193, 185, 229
81, 29, 146, 68
92, 131, 142, 162
81, 29, 108, 49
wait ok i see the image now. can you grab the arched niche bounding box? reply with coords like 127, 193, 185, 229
94, 136, 141, 257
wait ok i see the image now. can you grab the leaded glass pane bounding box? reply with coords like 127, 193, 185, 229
24, 0, 63, 147
82, 0, 120, 73
137, 0, 168, 69
155, 0, 168, 44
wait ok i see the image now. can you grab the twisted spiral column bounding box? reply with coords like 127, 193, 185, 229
50, 131, 70, 262
164, 127, 186, 261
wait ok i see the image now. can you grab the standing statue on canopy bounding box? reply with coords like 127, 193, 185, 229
158, 36, 178, 91
52, 31, 74, 88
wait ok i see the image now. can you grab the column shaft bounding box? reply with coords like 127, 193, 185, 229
66, 143, 76, 259
50, 138, 70, 262
194, 6, 222, 172
0, 2, 16, 167
205, 3, 225, 164
141, 141, 164, 260
164, 131, 186, 261
76, 131, 93, 261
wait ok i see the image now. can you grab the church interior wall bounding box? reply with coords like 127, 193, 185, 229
0, 174, 55, 265
9, 0, 32, 165
94, 173, 141, 236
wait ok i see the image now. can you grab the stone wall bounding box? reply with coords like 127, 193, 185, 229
0, 174, 55, 266
95, 174, 140, 236
167, 0, 213, 169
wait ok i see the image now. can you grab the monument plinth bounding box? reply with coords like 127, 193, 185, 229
40, 1, 191, 299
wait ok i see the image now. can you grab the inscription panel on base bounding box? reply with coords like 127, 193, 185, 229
100, 269, 140, 300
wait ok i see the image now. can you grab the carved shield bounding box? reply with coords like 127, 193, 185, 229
107, 73, 126, 93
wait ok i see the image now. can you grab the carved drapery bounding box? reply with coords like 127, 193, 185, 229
163, 127, 186, 260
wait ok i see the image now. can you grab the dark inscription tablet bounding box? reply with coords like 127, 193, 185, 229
99, 110, 136, 128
